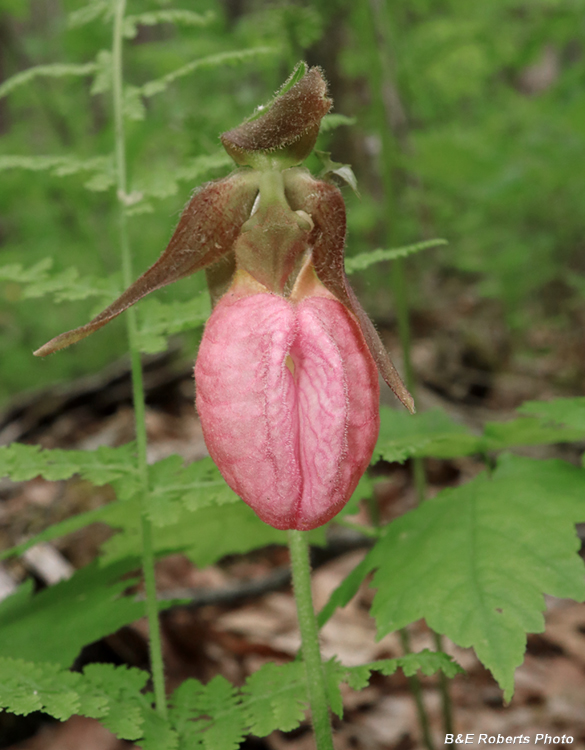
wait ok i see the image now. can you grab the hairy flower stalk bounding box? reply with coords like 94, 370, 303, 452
34, 64, 414, 531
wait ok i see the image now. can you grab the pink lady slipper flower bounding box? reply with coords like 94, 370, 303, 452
35, 65, 414, 530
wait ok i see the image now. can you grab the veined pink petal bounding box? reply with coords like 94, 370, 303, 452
195, 290, 379, 530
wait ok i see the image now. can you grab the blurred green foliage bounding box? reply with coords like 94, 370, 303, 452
0, 0, 584, 402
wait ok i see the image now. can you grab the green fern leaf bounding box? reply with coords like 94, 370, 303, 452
90, 49, 113, 95
320, 114, 357, 132
367, 454, 585, 701
0, 62, 97, 100
101, 494, 326, 568
82, 663, 148, 739
68, 0, 112, 29
0, 658, 99, 720
137, 708, 180, 750
0, 442, 138, 497
136, 296, 211, 354
241, 662, 307, 736
0, 257, 118, 303
140, 48, 277, 99
146, 456, 238, 526
133, 152, 232, 203
123, 10, 214, 39
345, 239, 448, 274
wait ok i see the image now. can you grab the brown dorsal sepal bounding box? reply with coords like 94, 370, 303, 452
221, 66, 332, 168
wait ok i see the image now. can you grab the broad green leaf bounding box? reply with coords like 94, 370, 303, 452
123, 10, 214, 39
101, 499, 324, 567
375, 406, 473, 462
0, 559, 144, 666
317, 553, 373, 628
375, 406, 585, 463
136, 296, 210, 354
346, 239, 447, 274
367, 455, 585, 700
517, 397, 585, 432
0, 63, 97, 100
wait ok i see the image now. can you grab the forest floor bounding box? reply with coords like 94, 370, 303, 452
1, 286, 584, 750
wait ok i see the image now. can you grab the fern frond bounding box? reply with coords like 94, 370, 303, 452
123, 10, 215, 39
0, 258, 119, 303
140, 48, 277, 99
68, 0, 112, 29
0, 442, 138, 495
0, 63, 97, 100
320, 114, 356, 132
136, 296, 211, 354
345, 238, 448, 274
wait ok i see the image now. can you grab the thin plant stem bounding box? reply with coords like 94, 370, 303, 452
365, 0, 454, 745
400, 629, 435, 750
111, 0, 167, 718
288, 530, 334, 750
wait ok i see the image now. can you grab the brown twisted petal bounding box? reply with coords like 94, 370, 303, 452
34, 170, 259, 357
284, 169, 415, 414
221, 66, 332, 165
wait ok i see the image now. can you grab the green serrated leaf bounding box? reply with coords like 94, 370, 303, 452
346, 239, 448, 274
375, 406, 585, 464
123, 9, 214, 39
517, 397, 585, 432
0, 559, 144, 666
317, 553, 373, 629
101, 493, 326, 567
0, 62, 97, 100
368, 455, 585, 701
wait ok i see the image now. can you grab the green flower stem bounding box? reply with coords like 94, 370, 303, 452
288, 530, 334, 750
112, 0, 167, 719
